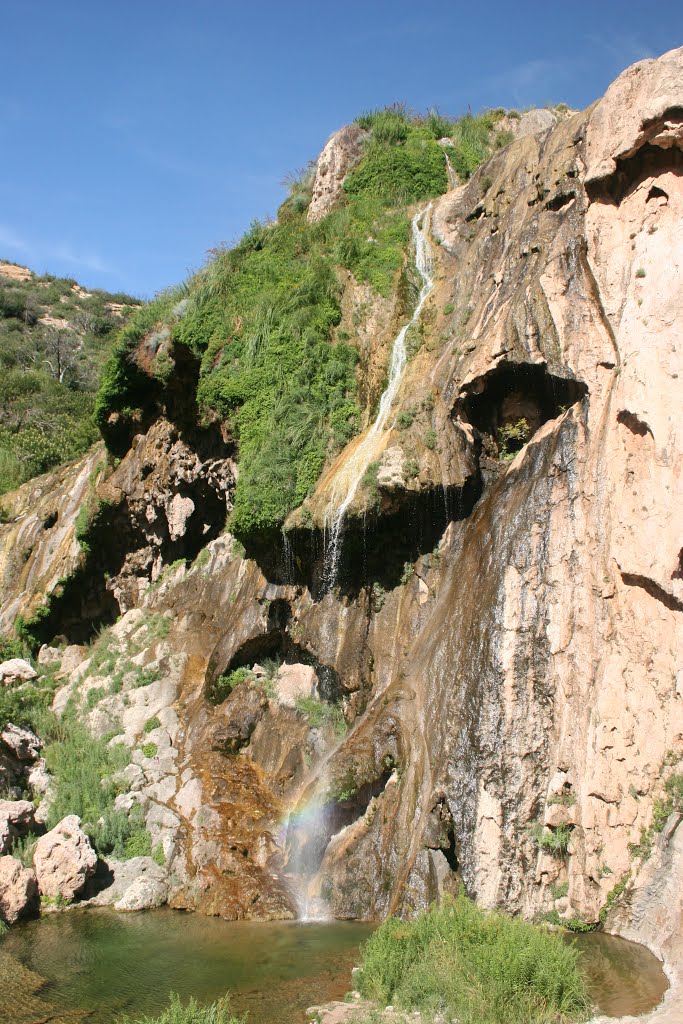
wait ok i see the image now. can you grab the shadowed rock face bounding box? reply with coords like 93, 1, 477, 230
1, 50, 682, 1006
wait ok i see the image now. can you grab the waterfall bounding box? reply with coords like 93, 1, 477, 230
322, 203, 435, 588
444, 150, 458, 190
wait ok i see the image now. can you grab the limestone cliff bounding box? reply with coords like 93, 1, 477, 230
1, 45, 682, 1017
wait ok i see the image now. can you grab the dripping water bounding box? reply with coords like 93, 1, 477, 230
444, 150, 458, 190
322, 203, 435, 589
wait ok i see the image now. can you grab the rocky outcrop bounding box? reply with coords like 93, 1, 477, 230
0, 659, 37, 685
0, 724, 42, 796
33, 815, 98, 901
0, 855, 38, 923
307, 124, 367, 223
0, 799, 35, 854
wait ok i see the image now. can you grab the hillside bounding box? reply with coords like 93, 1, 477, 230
0, 261, 138, 494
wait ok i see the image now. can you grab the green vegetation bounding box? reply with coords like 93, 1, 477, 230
141, 742, 158, 760
635, 267, 646, 279
498, 418, 531, 461
294, 695, 346, 737
0, 266, 137, 493
95, 105, 501, 541
628, 772, 683, 860
356, 894, 591, 1024
600, 873, 631, 924
122, 993, 245, 1024
144, 716, 162, 733
424, 428, 437, 450
208, 666, 253, 704
532, 822, 573, 857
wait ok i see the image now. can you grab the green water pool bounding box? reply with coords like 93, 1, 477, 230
0, 908, 668, 1023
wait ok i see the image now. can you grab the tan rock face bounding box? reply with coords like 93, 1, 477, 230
307, 124, 367, 223
0, 855, 38, 923
33, 815, 98, 901
0, 799, 35, 854
276, 663, 318, 708
0, 659, 37, 685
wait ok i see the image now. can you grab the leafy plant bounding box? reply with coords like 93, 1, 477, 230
121, 993, 245, 1024
208, 666, 253, 704
498, 418, 531, 461
144, 716, 162, 733
141, 742, 158, 759
356, 893, 591, 1024
532, 822, 573, 857
294, 695, 346, 737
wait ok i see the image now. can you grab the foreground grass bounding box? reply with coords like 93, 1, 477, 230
356, 894, 591, 1024
121, 994, 244, 1024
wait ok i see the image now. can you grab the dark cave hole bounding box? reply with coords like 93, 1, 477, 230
647, 184, 669, 202
585, 136, 683, 205
209, 627, 343, 704
454, 361, 588, 468
544, 190, 576, 212
42, 511, 58, 530
243, 477, 481, 600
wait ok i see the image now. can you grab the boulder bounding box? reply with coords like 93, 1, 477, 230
0, 659, 37, 685
37, 645, 62, 666
114, 872, 169, 911
276, 663, 318, 708
0, 724, 41, 763
85, 855, 169, 910
0, 799, 35, 854
211, 683, 268, 753
0, 855, 39, 923
33, 815, 97, 901
58, 644, 88, 676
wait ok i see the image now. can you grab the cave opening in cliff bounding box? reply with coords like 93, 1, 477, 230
209, 627, 342, 704
454, 361, 587, 465
261, 476, 481, 600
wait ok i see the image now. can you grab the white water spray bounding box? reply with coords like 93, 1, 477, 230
444, 150, 458, 190
323, 203, 435, 587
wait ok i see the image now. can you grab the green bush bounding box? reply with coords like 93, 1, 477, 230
43, 721, 135, 855
498, 418, 531, 461
356, 894, 590, 1024
122, 993, 245, 1024
294, 695, 346, 737
532, 822, 573, 857
208, 666, 253, 704
144, 716, 162, 733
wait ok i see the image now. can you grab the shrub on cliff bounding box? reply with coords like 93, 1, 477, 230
356, 894, 591, 1024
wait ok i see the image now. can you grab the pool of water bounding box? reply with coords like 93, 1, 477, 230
571, 930, 669, 1018
0, 909, 669, 1024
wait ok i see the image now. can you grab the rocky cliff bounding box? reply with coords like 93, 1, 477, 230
1, 45, 682, 1017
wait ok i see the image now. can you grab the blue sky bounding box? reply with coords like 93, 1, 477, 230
1, 2, 680, 297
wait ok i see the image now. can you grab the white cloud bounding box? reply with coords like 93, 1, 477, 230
0, 223, 111, 274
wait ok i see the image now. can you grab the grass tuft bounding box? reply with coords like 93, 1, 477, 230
356, 894, 591, 1024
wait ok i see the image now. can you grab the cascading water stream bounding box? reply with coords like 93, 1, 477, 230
322, 203, 435, 588
444, 150, 458, 190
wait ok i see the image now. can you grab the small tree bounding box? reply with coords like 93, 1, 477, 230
41, 327, 81, 383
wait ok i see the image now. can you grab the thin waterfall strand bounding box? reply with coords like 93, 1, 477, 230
323, 203, 435, 587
